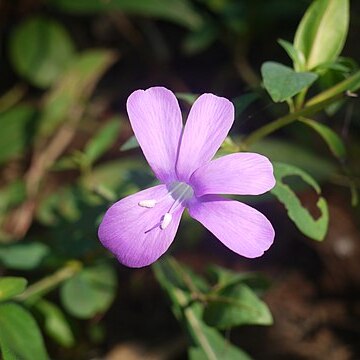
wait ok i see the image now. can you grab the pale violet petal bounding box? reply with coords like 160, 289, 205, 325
188, 195, 274, 258
127, 87, 183, 183
98, 185, 184, 268
190, 153, 275, 196
176, 94, 234, 182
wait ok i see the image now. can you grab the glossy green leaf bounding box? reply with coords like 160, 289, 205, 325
0, 106, 37, 164
48, 0, 203, 30
0, 303, 48, 360
278, 38, 306, 71
84, 117, 121, 164
294, 0, 349, 70
271, 162, 329, 241
9, 16, 75, 88
36, 300, 75, 348
299, 118, 346, 159
60, 263, 117, 319
262, 61, 318, 102
0, 277, 27, 302
0, 242, 49, 270
203, 283, 273, 329
39, 50, 117, 137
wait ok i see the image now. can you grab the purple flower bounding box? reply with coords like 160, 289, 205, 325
98, 87, 275, 268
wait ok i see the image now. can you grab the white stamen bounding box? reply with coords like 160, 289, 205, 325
160, 213, 172, 230
138, 199, 156, 208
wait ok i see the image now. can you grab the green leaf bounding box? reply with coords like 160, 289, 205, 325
232, 92, 260, 119
0, 277, 27, 302
84, 117, 121, 164
261, 61, 318, 102
120, 135, 139, 151
60, 263, 117, 319
0, 106, 37, 164
299, 118, 346, 159
48, 0, 203, 30
271, 162, 329, 241
294, 0, 349, 70
36, 300, 75, 348
0, 303, 48, 360
278, 39, 306, 71
203, 283, 273, 329
39, 49, 117, 137
153, 259, 252, 360
0, 242, 49, 270
9, 16, 75, 88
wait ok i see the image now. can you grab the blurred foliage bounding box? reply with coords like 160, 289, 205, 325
0, 0, 359, 358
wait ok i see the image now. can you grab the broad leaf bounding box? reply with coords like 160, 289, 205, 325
299, 118, 346, 159
0, 277, 27, 302
48, 0, 202, 30
0, 242, 49, 270
60, 263, 117, 319
0, 303, 48, 360
261, 62, 318, 102
271, 162, 329, 241
36, 300, 75, 348
9, 16, 75, 88
294, 0, 349, 70
203, 283, 273, 329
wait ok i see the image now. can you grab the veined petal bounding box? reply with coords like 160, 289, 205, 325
188, 196, 274, 258
127, 87, 183, 183
176, 94, 234, 182
98, 185, 184, 268
190, 153, 275, 196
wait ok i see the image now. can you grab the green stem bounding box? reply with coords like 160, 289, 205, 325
0, 84, 27, 113
16, 261, 82, 304
241, 94, 342, 148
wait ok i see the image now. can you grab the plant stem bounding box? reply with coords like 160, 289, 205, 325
241, 94, 342, 148
16, 261, 82, 304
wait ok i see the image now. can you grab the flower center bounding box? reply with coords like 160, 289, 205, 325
138, 182, 194, 230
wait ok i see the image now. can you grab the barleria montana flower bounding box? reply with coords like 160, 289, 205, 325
98, 87, 276, 267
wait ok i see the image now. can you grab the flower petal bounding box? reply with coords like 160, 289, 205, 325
176, 94, 234, 182
98, 185, 184, 268
190, 153, 275, 196
188, 195, 274, 258
127, 87, 183, 183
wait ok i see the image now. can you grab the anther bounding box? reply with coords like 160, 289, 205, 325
138, 200, 156, 208
160, 213, 172, 230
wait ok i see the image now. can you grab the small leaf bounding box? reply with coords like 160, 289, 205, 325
0, 242, 49, 270
0, 106, 37, 164
294, 0, 349, 70
9, 16, 75, 88
271, 162, 329, 241
261, 61, 318, 102
232, 92, 259, 119
48, 0, 203, 30
36, 300, 75, 348
120, 135, 139, 151
0, 303, 48, 360
278, 39, 306, 71
60, 263, 117, 319
299, 118, 346, 159
204, 283, 273, 329
84, 117, 121, 164
0, 277, 27, 302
